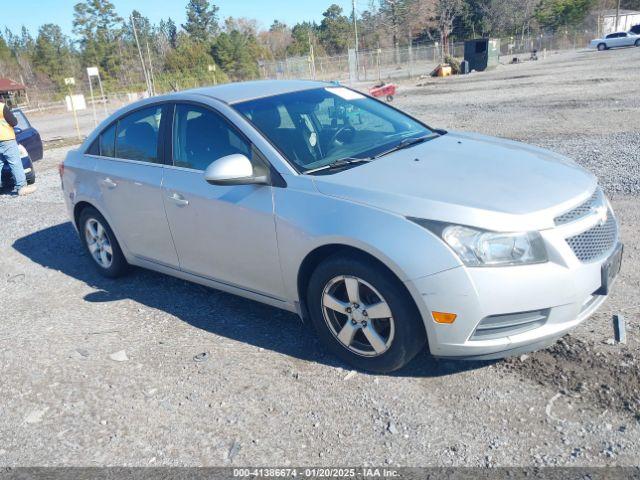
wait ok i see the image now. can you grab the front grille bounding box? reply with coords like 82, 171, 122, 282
471, 309, 549, 341
555, 189, 601, 226
566, 209, 617, 262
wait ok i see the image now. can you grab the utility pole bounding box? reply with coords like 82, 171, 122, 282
352, 0, 359, 81
615, 0, 621, 31
308, 31, 316, 80
145, 39, 156, 96
131, 14, 152, 97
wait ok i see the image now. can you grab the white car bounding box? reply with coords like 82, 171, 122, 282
590, 31, 640, 50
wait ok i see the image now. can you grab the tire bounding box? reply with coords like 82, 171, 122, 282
386, 95, 394, 102
597, 43, 607, 51
26, 170, 36, 185
635, 39, 640, 47
307, 254, 426, 373
78, 206, 129, 278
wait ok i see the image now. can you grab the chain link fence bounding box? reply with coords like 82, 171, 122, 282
261, 30, 599, 84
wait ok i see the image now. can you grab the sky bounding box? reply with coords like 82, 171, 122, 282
2, 0, 364, 37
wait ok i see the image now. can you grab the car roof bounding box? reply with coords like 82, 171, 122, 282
185, 79, 332, 104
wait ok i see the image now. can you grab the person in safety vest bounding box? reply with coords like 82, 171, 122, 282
0, 100, 36, 196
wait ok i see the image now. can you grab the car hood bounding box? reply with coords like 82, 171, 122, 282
312, 131, 597, 232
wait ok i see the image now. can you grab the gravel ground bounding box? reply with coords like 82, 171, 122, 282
1, 48, 639, 467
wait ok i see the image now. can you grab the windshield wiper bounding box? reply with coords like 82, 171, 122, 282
373, 133, 440, 159
305, 157, 373, 175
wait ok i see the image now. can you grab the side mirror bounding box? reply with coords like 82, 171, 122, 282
203, 154, 269, 186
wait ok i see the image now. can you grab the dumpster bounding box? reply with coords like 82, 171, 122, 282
464, 38, 500, 72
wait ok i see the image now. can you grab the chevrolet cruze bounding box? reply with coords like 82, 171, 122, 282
60, 80, 622, 372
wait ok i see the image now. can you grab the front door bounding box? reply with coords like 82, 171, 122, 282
94, 104, 179, 268
161, 102, 285, 300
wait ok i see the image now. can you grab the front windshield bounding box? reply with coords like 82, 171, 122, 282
233, 86, 432, 172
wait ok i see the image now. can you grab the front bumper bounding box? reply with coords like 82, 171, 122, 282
406, 243, 619, 359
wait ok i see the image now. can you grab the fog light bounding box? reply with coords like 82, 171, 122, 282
432, 311, 457, 324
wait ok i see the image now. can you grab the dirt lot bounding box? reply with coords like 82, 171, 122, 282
1, 48, 639, 467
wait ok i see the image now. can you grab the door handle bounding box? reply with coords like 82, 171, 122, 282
101, 178, 117, 189
168, 192, 189, 207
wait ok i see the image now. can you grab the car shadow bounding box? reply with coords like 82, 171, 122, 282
13, 222, 494, 378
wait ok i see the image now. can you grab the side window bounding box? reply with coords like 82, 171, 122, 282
87, 138, 100, 155
86, 122, 116, 157
100, 123, 116, 157
115, 106, 162, 163
172, 104, 251, 171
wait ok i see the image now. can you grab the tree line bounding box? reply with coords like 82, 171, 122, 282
0, 0, 637, 95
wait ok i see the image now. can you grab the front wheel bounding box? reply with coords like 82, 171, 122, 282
79, 207, 129, 278
597, 43, 607, 51
307, 254, 426, 373
635, 39, 640, 47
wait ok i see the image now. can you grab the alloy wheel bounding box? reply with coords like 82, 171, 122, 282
321, 275, 395, 357
85, 218, 113, 269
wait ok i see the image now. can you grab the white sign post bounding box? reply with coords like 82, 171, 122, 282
208, 64, 217, 85
87, 66, 107, 119
64, 77, 82, 141
87, 67, 98, 127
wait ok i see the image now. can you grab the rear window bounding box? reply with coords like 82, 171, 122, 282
12, 110, 30, 130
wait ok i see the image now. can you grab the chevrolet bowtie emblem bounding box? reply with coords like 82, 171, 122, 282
592, 203, 608, 226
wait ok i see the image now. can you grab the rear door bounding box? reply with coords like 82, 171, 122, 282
91, 104, 179, 268
161, 102, 285, 299
621, 32, 635, 46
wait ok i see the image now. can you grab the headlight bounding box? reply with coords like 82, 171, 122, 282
410, 219, 548, 267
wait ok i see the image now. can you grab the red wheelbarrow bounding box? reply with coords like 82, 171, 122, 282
369, 83, 397, 102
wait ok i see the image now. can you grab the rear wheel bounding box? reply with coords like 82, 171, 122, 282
307, 254, 426, 373
79, 207, 129, 278
25, 169, 35, 185
635, 39, 640, 47
597, 43, 607, 51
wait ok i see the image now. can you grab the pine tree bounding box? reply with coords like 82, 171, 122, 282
165, 18, 178, 49
33, 24, 74, 82
212, 30, 261, 80
319, 4, 352, 55
72, 0, 123, 77
183, 0, 219, 43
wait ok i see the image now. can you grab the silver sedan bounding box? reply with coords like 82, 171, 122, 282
60, 80, 622, 372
